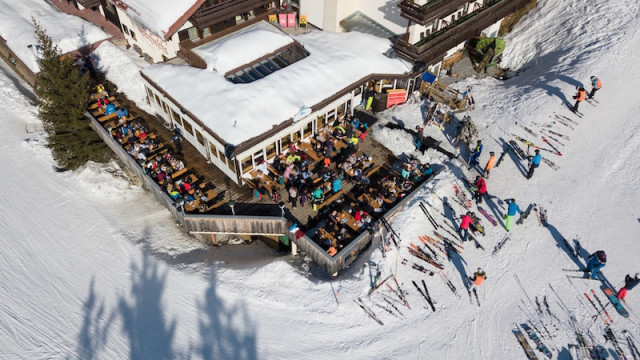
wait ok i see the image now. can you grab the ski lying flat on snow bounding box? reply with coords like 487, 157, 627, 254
603, 287, 630, 318
591, 289, 613, 324
513, 324, 539, 360
521, 323, 553, 359
355, 298, 384, 325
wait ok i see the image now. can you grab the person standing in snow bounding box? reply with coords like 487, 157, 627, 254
572, 86, 587, 112
526, 149, 542, 179
414, 125, 424, 151
463, 85, 475, 110
474, 175, 487, 204
458, 212, 474, 242
468, 140, 483, 169
483, 151, 497, 178
584, 250, 606, 280
468, 268, 486, 292
504, 198, 522, 232
617, 273, 640, 300
588, 76, 602, 99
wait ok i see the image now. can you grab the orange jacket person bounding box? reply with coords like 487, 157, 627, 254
468, 268, 486, 292
572, 86, 587, 113
483, 152, 497, 178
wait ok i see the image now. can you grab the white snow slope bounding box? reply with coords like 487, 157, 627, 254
1, 0, 640, 359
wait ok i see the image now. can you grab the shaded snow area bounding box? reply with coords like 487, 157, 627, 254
194, 21, 294, 73
116, 0, 200, 39
142, 29, 411, 145
2, 0, 640, 359
92, 41, 153, 113
0, 0, 108, 73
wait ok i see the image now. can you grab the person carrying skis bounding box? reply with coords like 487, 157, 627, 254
468, 268, 486, 292
526, 149, 542, 179
474, 176, 487, 204
468, 140, 483, 169
458, 212, 474, 242
504, 198, 522, 231
584, 250, 606, 280
483, 151, 497, 178
617, 273, 640, 300
572, 86, 587, 112
588, 76, 602, 99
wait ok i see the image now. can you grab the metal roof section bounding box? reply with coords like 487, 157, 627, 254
341, 11, 397, 40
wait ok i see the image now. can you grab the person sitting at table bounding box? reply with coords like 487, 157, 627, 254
322, 170, 332, 183
401, 165, 411, 180
354, 210, 367, 225
169, 190, 181, 201
273, 155, 285, 173
327, 245, 337, 256
323, 157, 331, 168
96, 96, 109, 109
421, 163, 433, 176
283, 164, 292, 180
116, 107, 129, 120
172, 159, 185, 172
255, 159, 269, 175
286, 152, 300, 164
353, 167, 363, 182
350, 116, 360, 129
332, 176, 342, 193
156, 169, 166, 183
105, 103, 117, 115
333, 125, 346, 139
348, 152, 357, 165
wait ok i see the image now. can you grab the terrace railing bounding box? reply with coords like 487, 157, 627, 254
190, 0, 274, 29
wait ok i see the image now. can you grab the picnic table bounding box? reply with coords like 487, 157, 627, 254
358, 193, 382, 210
297, 142, 323, 162
337, 211, 360, 232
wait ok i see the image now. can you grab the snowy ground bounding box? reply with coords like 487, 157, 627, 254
1, 0, 640, 359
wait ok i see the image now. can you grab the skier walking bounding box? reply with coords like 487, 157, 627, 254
463, 85, 475, 110
584, 250, 606, 280
572, 86, 587, 112
468, 140, 483, 170
588, 76, 602, 99
483, 152, 497, 178
474, 176, 487, 204
458, 212, 474, 242
504, 198, 522, 232
617, 273, 640, 300
468, 268, 486, 292
414, 125, 424, 151
526, 149, 542, 179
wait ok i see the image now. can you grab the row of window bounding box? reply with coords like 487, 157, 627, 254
121, 23, 137, 41
144, 85, 237, 175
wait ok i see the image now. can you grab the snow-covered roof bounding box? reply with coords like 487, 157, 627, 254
112, 0, 204, 40
0, 0, 109, 73
193, 21, 294, 74
142, 28, 411, 146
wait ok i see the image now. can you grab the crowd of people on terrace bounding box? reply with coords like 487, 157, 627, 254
248, 113, 435, 256
88, 84, 218, 213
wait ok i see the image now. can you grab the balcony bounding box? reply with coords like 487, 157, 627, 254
190, 0, 275, 29
393, 0, 530, 64
398, 0, 470, 25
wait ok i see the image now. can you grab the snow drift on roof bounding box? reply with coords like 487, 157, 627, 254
193, 21, 295, 74
0, 0, 109, 73
142, 30, 411, 146
116, 0, 201, 39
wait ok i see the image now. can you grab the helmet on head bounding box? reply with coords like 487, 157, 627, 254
590, 76, 595, 80
477, 267, 484, 274
466, 211, 472, 216
490, 151, 495, 155
535, 149, 540, 154
477, 140, 482, 144
475, 175, 481, 180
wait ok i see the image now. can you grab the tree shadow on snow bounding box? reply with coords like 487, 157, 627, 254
73, 230, 259, 359
198, 269, 258, 360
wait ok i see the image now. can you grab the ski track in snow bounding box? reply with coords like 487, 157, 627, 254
1, 0, 640, 359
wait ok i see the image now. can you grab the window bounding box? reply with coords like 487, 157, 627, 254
145, 86, 153, 100
228, 158, 236, 172
281, 134, 292, 150
327, 109, 336, 125
266, 142, 277, 159
210, 144, 219, 161
170, 107, 179, 122
254, 150, 264, 165
161, 101, 169, 114
188, 27, 198, 41
303, 121, 313, 138
154, 94, 160, 105
337, 103, 345, 119
175, 115, 183, 127
292, 130, 301, 143
182, 120, 194, 135
316, 114, 326, 130
130, 31, 137, 41
241, 156, 253, 174
354, 86, 362, 97
196, 130, 204, 145
346, 99, 352, 115
122, 24, 130, 36
202, 27, 211, 37
217, 146, 226, 163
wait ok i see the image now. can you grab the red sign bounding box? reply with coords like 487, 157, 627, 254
287, 13, 297, 28
386, 89, 407, 108
278, 14, 288, 27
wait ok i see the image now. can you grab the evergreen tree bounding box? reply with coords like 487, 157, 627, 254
33, 18, 110, 170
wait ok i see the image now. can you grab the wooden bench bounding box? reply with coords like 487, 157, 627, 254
97, 112, 118, 122
171, 167, 188, 179
198, 197, 226, 212
317, 188, 345, 210
92, 102, 119, 117
365, 164, 383, 178
88, 96, 115, 110
104, 115, 135, 130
